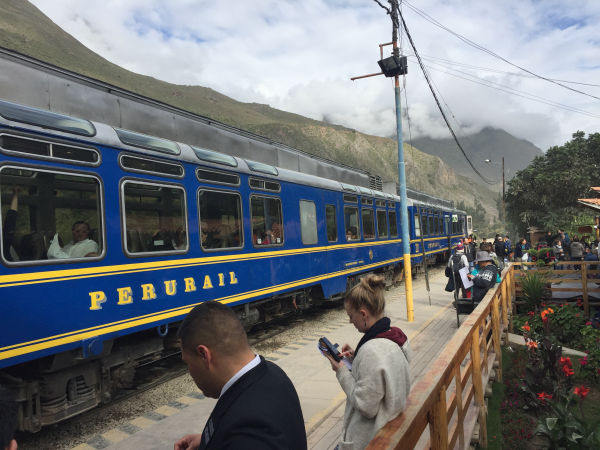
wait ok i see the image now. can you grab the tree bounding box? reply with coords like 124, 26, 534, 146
506, 131, 600, 236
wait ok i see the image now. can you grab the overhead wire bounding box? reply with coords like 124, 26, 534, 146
415, 59, 600, 119
403, 0, 600, 101
394, 3, 496, 185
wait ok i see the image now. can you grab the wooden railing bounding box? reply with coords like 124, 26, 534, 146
368, 265, 515, 449
513, 260, 600, 318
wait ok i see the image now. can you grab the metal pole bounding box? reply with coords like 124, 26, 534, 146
391, 1, 414, 322
502, 156, 506, 225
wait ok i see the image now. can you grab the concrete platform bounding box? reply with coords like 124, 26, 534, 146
72, 270, 460, 450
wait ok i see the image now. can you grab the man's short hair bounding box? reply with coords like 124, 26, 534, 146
0, 386, 18, 449
72, 221, 90, 231
178, 302, 248, 356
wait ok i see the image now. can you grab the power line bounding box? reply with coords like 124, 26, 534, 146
410, 57, 600, 119
403, 0, 600, 102
413, 54, 600, 87
395, 5, 496, 185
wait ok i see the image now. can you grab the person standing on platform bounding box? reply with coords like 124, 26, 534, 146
468, 251, 499, 304
323, 274, 412, 450
174, 302, 306, 450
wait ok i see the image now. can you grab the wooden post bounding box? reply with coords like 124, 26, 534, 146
471, 328, 488, 447
491, 296, 502, 383
582, 261, 590, 318
501, 274, 508, 331
454, 365, 465, 450
429, 384, 449, 449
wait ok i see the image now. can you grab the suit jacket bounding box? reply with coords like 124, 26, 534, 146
198, 357, 307, 450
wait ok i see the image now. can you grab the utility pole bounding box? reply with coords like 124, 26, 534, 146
390, 1, 414, 322
502, 156, 506, 225
351, 0, 413, 321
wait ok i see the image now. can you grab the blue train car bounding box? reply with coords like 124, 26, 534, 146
0, 50, 468, 432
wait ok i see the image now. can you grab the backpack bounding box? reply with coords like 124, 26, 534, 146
451, 254, 464, 273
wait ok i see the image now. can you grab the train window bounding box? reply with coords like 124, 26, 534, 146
413, 213, 421, 237
192, 146, 237, 167
115, 128, 180, 155
376, 210, 388, 239
249, 177, 281, 192
196, 168, 240, 186
361, 198, 372, 206
428, 216, 434, 236
122, 181, 187, 254
343, 194, 358, 203
344, 206, 359, 241
376, 200, 385, 207
389, 202, 395, 208
251, 196, 283, 246
438, 216, 443, 235
326, 204, 337, 242
0, 99, 96, 137
246, 160, 278, 176
299, 200, 317, 245
389, 211, 398, 238
362, 208, 375, 240
120, 154, 184, 178
445, 216, 450, 235
199, 190, 243, 250
0, 134, 100, 165
0, 167, 103, 264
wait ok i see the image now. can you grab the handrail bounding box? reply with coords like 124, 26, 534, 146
368, 265, 514, 449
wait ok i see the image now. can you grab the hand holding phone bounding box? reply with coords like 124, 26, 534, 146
318, 337, 341, 362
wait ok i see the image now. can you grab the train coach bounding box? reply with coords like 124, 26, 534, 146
0, 49, 469, 432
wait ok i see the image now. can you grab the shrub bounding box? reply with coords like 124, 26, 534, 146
520, 270, 550, 310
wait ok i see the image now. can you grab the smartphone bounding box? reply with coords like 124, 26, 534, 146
318, 337, 341, 362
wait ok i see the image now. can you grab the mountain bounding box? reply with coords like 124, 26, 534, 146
411, 128, 543, 188
0, 0, 506, 227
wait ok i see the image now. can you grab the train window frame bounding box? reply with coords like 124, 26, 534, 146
196, 167, 240, 186
389, 210, 398, 238
0, 99, 96, 137
0, 132, 101, 167
192, 146, 238, 167
413, 211, 421, 238
343, 194, 358, 203
250, 194, 284, 247
120, 179, 188, 257
361, 208, 375, 240
344, 206, 360, 242
376, 209, 388, 239
325, 204, 337, 243
115, 128, 180, 155
249, 177, 281, 193
198, 188, 244, 251
0, 165, 105, 266
119, 153, 184, 178
299, 200, 318, 245
361, 197, 373, 206
341, 183, 357, 193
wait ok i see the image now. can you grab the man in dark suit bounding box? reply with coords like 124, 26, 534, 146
174, 302, 306, 450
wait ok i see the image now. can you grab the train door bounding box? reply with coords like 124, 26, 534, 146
467, 215, 473, 236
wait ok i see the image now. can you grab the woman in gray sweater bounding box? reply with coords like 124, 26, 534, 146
323, 274, 412, 449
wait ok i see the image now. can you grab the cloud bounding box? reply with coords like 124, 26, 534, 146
30, 0, 600, 152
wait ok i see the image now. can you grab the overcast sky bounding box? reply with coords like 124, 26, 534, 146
30, 0, 600, 155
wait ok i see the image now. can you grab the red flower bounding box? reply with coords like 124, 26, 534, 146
574, 386, 590, 399
586, 321, 592, 326
527, 341, 538, 350
528, 311, 535, 317
560, 356, 572, 368
521, 323, 531, 333
562, 365, 575, 377
577, 299, 583, 307
537, 392, 553, 404
580, 356, 588, 366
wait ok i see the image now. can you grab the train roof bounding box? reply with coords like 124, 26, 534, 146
0, 47, 459, 209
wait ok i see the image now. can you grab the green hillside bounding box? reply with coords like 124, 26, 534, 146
0, 0, 501, 227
